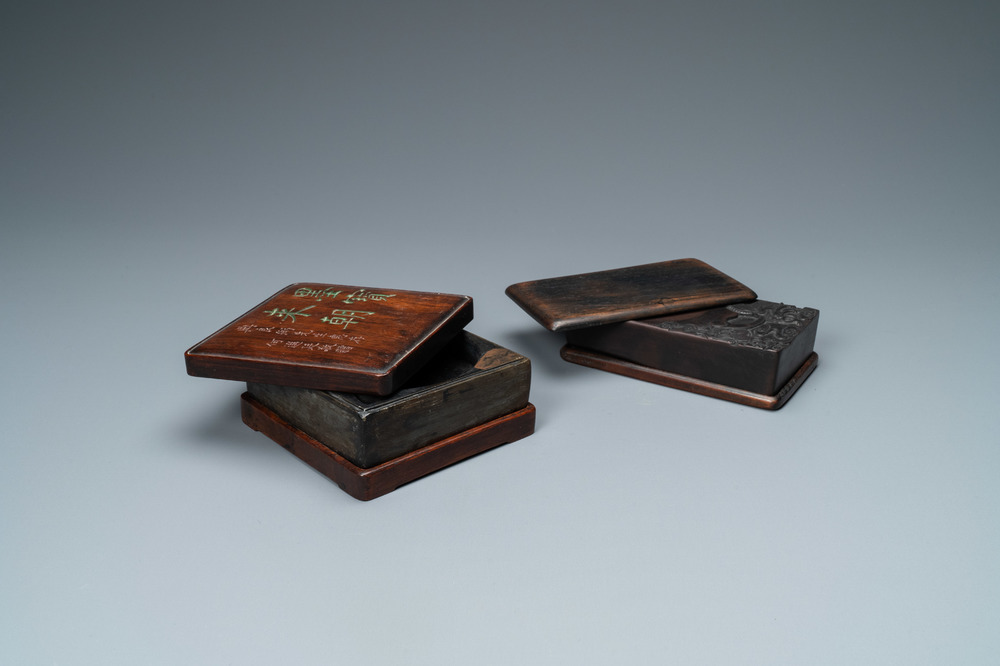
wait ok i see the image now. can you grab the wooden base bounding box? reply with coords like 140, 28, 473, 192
560, 346, 818, 410
241, 392, 536, 500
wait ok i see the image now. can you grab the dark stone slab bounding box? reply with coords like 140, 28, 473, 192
564, 300, 819, 396
245, 332, 531, 468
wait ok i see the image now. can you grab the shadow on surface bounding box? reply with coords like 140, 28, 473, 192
171, 389, 279, 460
505, 327, 589, 380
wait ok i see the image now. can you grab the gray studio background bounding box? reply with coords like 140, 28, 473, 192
3, 2, 998, 664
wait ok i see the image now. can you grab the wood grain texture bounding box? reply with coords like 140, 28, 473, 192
561, 347, 818, 410
241, 393, 536, 501
245, 332, 531, 468
505, 259, 756, 331
564, 300, 819, 395
185, 283, 473, 395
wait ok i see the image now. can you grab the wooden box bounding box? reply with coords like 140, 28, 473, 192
186, 284, 535, 499
507, 260, 819, 409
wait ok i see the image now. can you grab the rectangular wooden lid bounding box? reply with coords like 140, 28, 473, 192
505, 259, 756, 331
185, 283, 473, 395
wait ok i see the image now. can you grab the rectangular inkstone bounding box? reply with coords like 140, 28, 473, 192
564, 300, 819, 396
245, 332, 531, 468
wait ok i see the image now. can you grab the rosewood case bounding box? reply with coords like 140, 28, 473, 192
186, 284, 534, 499
507, 260, 819, 409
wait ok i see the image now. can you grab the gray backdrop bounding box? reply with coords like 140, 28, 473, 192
3, 2, 998, 664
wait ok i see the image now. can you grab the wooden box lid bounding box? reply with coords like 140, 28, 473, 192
505, 259, 757, 331
185, 283, 473, 395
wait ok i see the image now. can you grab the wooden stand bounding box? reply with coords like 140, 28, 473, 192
241, 392, 536, 500
560, 346, 818, 410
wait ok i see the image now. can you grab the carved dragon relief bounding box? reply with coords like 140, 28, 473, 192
653, 301, 818, 351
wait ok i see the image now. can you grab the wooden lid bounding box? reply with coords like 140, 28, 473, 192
185, 283, 473, 395
505, 259, 756, 331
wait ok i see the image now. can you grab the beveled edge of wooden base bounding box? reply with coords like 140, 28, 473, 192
559, 346, 819, 410
241, 392, 536, 501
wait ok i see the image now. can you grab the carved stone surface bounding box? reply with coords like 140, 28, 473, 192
651, 301, 819, 351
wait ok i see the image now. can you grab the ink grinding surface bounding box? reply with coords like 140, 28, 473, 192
185, 283, 473, 395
